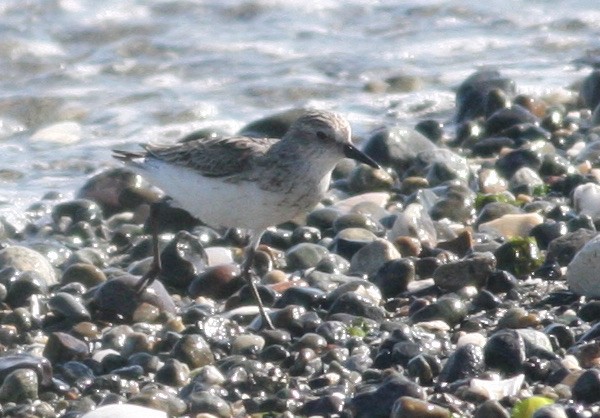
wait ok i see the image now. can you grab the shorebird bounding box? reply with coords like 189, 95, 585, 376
113, 110, 380, 329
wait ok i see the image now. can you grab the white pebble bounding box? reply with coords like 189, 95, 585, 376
573, 182, 600, 219
566, 234, 600, 297
477, 213, 543, 238
81, 404, 167, 418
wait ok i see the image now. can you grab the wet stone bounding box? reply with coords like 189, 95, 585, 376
475, 201, 521, 227
474, 400, 510, 418
390, 396, 451, 418
315, 253, 350, 274
92, 274, 176, 322
332, 213, 385, 236
315, 321, 350, 345
546, 227, 597, 266
52, 198, 103, 225
300, 394, 345, 416
121, 332, 152, 358
231, 334, 265, 356
472, 136, 516, 157
43, 332, 89, 364
438, 343, 485, 384
494, 237, 544, 276
0, 245, 58, 286
349, 238, 401, 277
158, 231, 208, 289
530, 221, 568, 250
275, 286, 326, 309
390, 203, 437, 248
566, 235, 600, 297
328, 292, 385, 321
188, 264, 241, 299
370, 258, 415, 298
61, 263, 107, 287
509, 167, 544, 195
285, 242, 330, 270
0, 354, 52, 388
414, 148, 470, 186
170, 334, 214, 369
293, 332, 327, 353
0, 369, 38, 403
186, 391, 232, 417
433, 252, 496, 291
531, 404, 568, 418
132, 302, 160, 323
155, 358, 190, 387
455, 69, 516, 124
415, 119, 444, 142
47, 292, 91, 322
410, 296, 467, 327
306, 207, 342, 230
351, 373, 425, 418
362, 126, 437, 173
5, 270, 48, 308
331, 227, 378, 261
573, 368, 600, 403
579, 69, 600, 110
347, 164, 394, 193
485, 105, 538, 136
479, 212, 544, 239
290, 225, 322, 245
495, 148, 542, 179
484, 330, 526, 375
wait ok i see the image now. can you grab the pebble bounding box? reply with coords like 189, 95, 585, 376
433, 252, 496, 290
390, 396, 451, 418
370, 258, 415, 298
0, 245, 58, 286
0, 368, 38, 402
478, 212, 544, 238
390, 203, 437, 247
349, 238, 401, 276
484, 330, 526, 375
80, 404, 167, 418
546, 227, 597, 266
566, 235, 600, 297
573, 182, 600, 220
362, 126, 437, 172
61, 263, 107, 287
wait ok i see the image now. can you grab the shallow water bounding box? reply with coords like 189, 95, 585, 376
0, 0, 598, 218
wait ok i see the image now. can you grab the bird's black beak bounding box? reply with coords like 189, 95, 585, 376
344, 143, 380, 169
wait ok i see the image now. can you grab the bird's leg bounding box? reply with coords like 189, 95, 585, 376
134, 202, 162, 294
241, 231, 275, 330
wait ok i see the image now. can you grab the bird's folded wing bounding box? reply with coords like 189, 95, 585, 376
143, 136, 278, 178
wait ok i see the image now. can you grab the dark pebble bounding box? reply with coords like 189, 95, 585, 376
484, 330, 526, 375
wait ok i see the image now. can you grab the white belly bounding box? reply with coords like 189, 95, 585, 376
134, 160, 328, 230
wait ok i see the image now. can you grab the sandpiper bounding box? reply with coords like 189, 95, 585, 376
113, 110, 380, 329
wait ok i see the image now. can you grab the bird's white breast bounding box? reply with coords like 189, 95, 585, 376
133, 158, 329, 230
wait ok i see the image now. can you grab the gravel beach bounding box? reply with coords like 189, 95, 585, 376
3, 68, 600, 417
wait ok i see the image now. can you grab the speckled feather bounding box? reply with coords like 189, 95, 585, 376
142, 135, 278, 178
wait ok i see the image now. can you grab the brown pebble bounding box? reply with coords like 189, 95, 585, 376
394, 236, 422, 257
436, 230, 473, 257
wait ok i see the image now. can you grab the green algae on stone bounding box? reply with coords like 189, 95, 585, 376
511, 396, 554, 418
475, 193, 518, 211
495, 236, 544, 276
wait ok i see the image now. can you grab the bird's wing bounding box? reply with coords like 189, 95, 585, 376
142, 136, 278, 178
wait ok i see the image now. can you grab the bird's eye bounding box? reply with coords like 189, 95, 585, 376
316, 130, 328, 140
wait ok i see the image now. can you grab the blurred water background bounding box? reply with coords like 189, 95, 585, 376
0, 0, 598, 217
